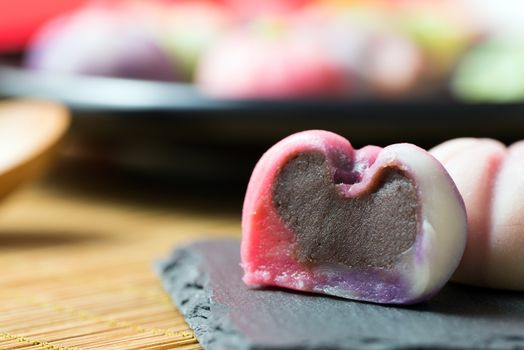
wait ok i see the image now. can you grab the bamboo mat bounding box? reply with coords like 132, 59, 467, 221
0, 177, 241, 350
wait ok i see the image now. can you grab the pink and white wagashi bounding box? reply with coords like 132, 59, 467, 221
242, 130, 467, 304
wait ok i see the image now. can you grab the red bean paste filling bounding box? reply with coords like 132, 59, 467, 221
273, 152, 419, 269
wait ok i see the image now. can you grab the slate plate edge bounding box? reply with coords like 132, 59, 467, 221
155, 241, 254, 350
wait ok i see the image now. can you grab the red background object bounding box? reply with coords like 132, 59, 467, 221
0, 0, 87, 52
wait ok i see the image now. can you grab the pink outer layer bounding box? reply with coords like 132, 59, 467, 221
242, 130, 467, 304
242, 131, 356, 290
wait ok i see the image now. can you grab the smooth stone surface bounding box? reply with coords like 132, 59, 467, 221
157, 240, 524, 350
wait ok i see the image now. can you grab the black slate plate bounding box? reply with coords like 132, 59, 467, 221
157, 239, 524, 350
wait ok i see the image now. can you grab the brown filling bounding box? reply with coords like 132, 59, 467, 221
273, 152, 419, 269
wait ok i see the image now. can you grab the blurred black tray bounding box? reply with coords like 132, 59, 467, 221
1, 63, 524, 183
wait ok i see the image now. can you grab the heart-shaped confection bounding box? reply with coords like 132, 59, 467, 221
242, 130, 467, 304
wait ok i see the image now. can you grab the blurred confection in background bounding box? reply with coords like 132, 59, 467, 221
0, 0, 523, 101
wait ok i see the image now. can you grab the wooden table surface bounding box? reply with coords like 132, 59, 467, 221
0, 168, 241, 350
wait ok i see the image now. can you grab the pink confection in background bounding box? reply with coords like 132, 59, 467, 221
294, 4, 424, 98
196, 17, 350, 99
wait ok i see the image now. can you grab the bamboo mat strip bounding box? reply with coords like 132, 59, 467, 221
0, 183, 241, 349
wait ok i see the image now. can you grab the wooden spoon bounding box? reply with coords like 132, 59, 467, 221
0, 99, 70, 201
